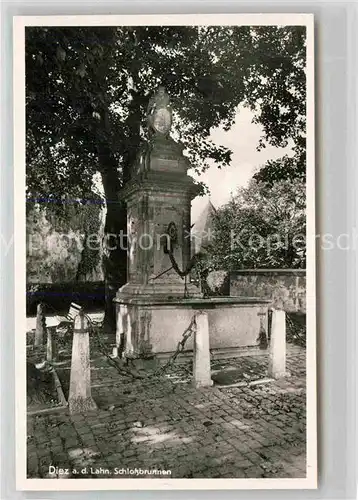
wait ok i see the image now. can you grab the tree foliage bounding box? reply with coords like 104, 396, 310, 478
209, 178, 306, 270
253, 153, 305, 185
26, 25, 306, 197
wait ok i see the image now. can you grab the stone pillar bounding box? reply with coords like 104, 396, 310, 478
68, 311, 97, 413
46, 328, 57, 362
193, 312, 213, 388
294, 275, 300, 311
112, 305, 124, 358
268, 309, 287, 379
35, 302, 46, 346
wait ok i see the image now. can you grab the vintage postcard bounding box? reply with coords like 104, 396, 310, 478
14, 13, 316, 490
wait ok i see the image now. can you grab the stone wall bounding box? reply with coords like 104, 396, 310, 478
229, 269, 306, 313
26, 202, 105, 284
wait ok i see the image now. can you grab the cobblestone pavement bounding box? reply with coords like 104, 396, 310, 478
27, 345, 306, 479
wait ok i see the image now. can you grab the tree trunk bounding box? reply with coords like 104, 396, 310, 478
100, 164, 127, 335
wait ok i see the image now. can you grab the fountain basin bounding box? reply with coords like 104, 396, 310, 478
114, 295, 271, 358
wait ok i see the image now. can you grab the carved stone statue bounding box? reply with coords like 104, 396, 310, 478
147, 86, 172, 137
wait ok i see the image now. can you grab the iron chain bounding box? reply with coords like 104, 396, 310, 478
154, 315, 197, 376
35, 302, 197, 380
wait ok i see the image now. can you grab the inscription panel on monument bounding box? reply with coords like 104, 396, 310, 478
151, 157, 180, 172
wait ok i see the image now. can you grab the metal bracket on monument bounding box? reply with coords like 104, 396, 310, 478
163, 221, 200, 279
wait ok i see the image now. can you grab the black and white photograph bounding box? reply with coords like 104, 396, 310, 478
14, 13, 316, 490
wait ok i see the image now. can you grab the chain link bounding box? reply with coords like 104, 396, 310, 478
153, 315, 197, 376
87, 312, 197, 380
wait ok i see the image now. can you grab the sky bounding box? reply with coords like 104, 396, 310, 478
190, 105, 293, 223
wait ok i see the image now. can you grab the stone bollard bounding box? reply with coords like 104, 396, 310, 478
35, 302, 46, 346
258, 308, 268, 349
46, 327, 57, 362
193, 312, 213, 388
68, 311, 97, 414
268, 309, 288, 379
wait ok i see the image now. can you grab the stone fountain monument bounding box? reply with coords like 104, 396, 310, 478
114, 87, 270, 359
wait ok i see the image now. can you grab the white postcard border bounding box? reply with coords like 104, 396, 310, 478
14, 13, 316, 491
